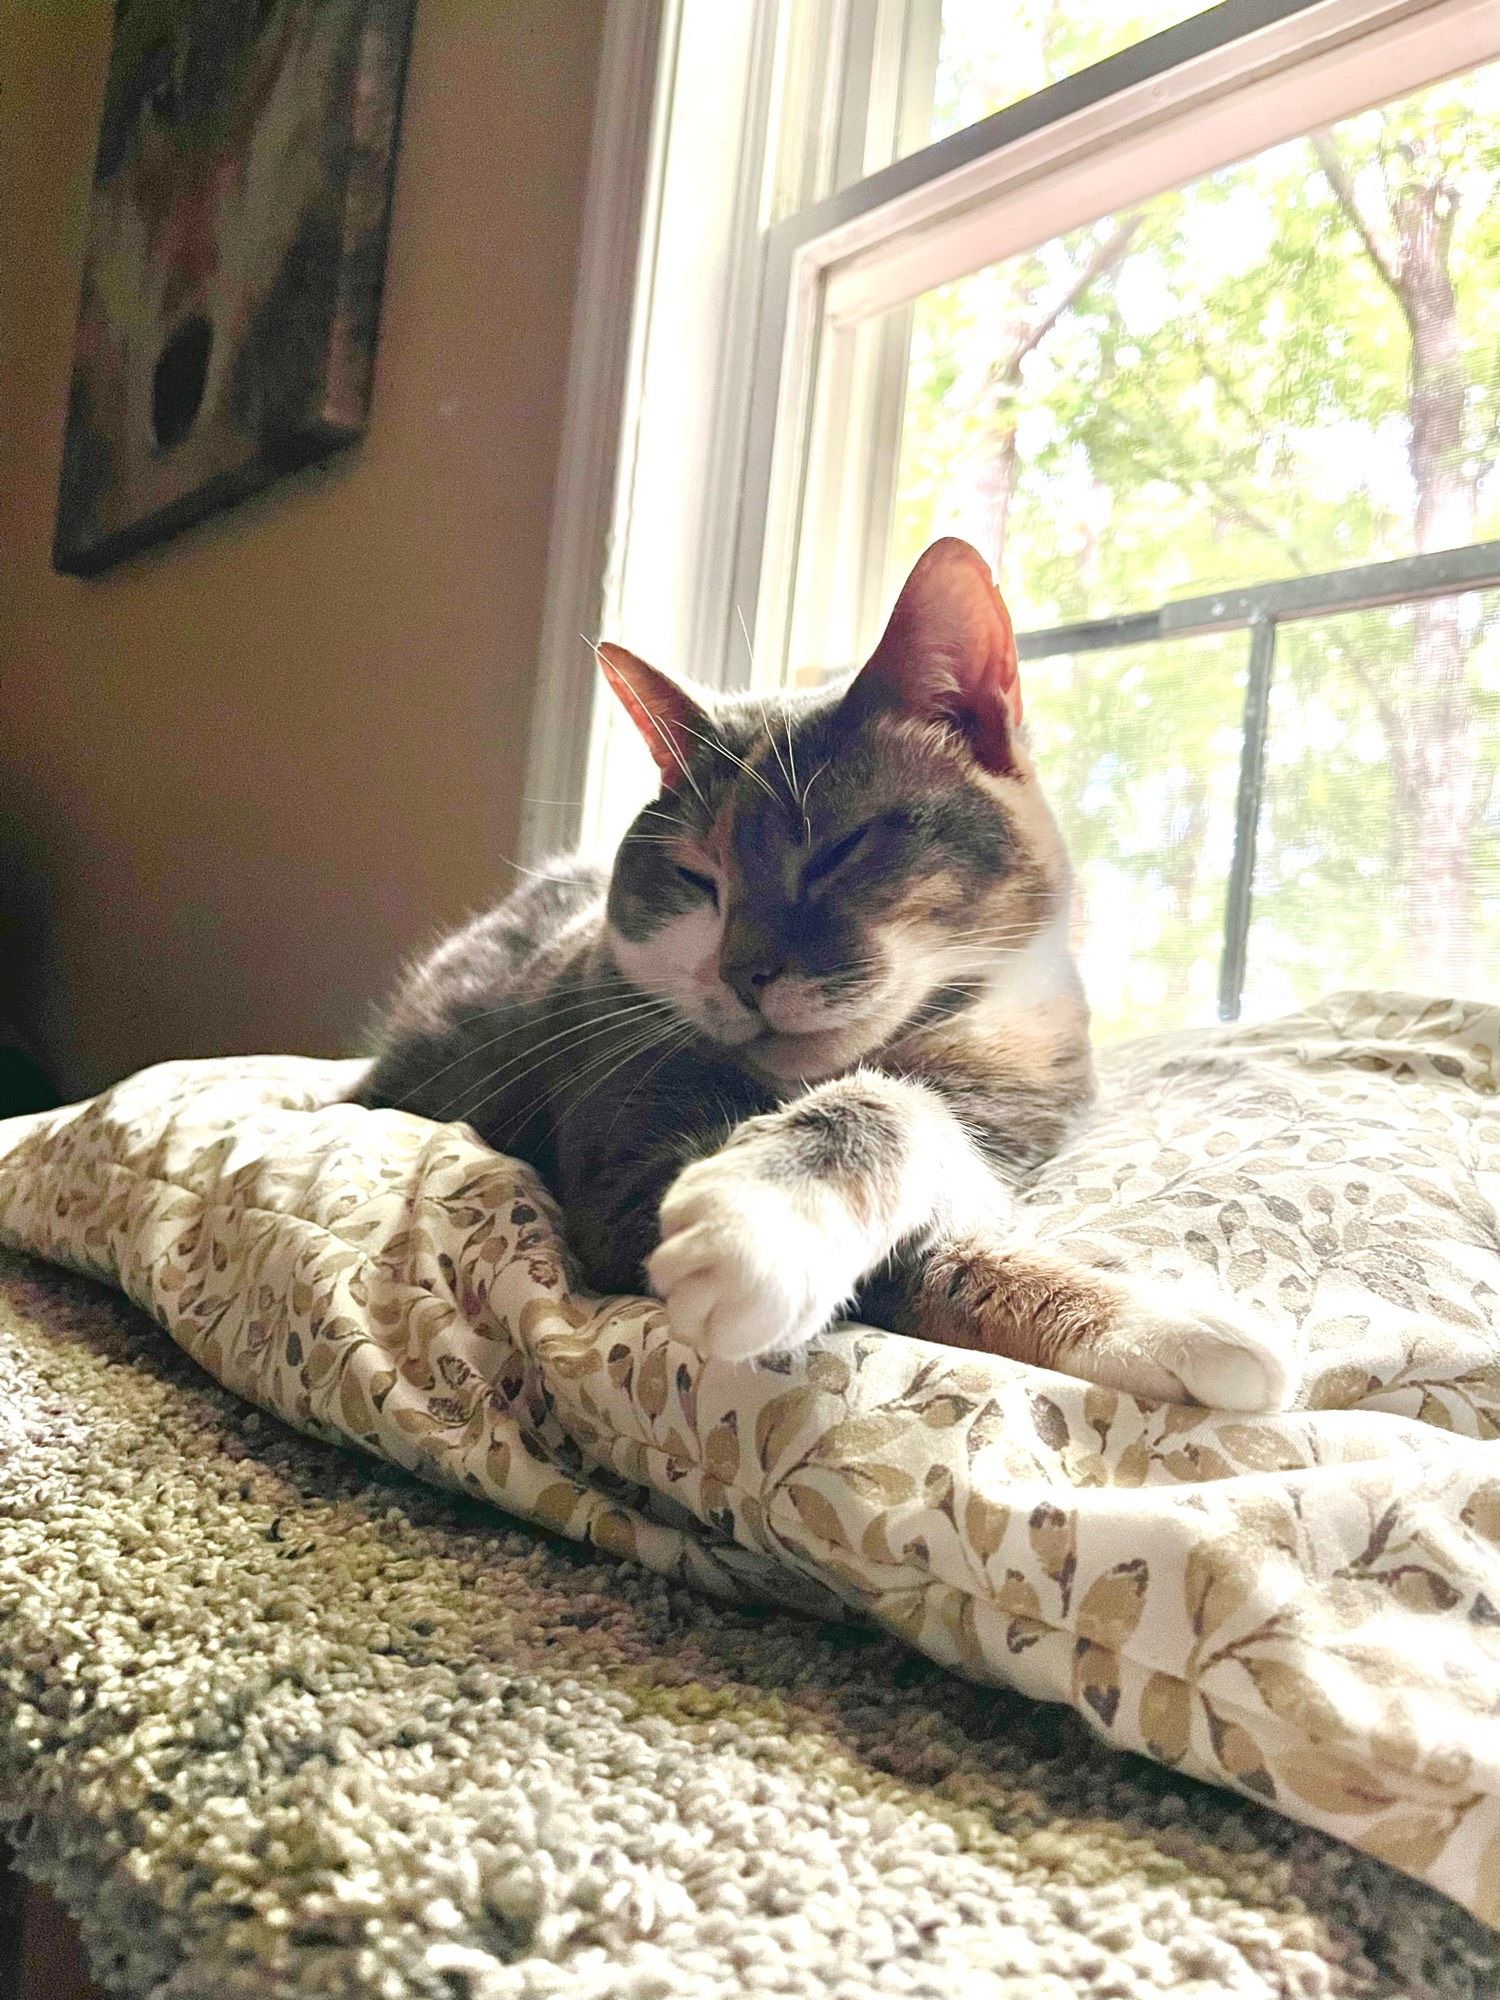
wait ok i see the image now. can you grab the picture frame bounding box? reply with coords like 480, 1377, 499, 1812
53, 0, 416, 578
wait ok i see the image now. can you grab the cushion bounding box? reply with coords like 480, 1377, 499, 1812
1, 991, 1498, 1921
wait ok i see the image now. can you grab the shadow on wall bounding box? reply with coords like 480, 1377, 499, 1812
0, 813, 74, 1112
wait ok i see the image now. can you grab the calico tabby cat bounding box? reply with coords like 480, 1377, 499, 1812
357, 539, 1293, 1410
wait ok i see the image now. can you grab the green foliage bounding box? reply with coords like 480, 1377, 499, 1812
895, 33, 1500, 1037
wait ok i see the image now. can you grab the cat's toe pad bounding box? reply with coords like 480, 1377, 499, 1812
1116, 1283, 1296, 1412
649, 1158, 860, 1363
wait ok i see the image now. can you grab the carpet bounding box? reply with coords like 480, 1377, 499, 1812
2, 1251, 1496, 2000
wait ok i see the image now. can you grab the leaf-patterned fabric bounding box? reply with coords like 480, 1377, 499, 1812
1, 992, 1497, 1921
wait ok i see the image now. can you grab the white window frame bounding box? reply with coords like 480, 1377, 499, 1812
523, 0, 1500, 865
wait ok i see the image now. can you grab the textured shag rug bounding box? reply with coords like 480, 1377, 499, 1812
2, 1251, 1497, 2000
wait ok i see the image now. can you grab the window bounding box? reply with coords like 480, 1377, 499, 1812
922, 2, 1216, 144
529, 0, 1500, 1041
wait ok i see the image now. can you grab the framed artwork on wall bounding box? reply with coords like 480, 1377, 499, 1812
53, 0, 416, 578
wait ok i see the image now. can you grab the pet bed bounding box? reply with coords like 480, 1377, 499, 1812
1, 991, 1498, 1957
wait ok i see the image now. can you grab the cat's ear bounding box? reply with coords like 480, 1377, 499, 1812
596, 643, 711, 788
841, 538, 1022, 776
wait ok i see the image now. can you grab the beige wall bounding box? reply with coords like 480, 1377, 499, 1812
0, 0, 606, 1094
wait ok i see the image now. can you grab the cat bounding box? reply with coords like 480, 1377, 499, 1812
357, 538, 1293, 1411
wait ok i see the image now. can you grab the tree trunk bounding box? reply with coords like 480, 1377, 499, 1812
1316, 136, 1481, 989
1398, 176, 1480, 987
1167, 773, 1210, 1009
977, 409, 1021, 580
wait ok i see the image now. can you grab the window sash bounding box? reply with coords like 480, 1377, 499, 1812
739, 0, 1500, 694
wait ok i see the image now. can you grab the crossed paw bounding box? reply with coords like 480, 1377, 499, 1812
648, 1153, 1295, 1412
647, 1151, 864, 1363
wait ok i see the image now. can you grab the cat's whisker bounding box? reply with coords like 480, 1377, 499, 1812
450, 1010, 678, 1134
780, 706, 800, 802
498, 1028, 661, 1138
735, 603, 757, 674
812, 973, 879, 988
940, 948, 1032, 965
941, 922, 1047, 943
552, 1020, 683, 1118
756, 698, 795, 798
524, 1011, 698, 1139
392, 980, 669, 1105
599, 1020, 703, 1145
798, 758, 831, 817
499, 855, 604, 887
444, 989, 671, 1087
679, 724, 779, 805
737, 604, 795, 801
439, 1024, 659, 1134
576, 1011, 698, 1118
944, 934, 1043, 954
436, 997, 672, 1125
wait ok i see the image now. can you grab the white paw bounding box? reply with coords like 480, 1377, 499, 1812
1116, 1282, 1297, 1412
647, 1153, 863, 1364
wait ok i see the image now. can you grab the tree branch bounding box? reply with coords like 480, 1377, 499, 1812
1313, 131, 1406, 306
991, 213, 1144, 389
1180, 470, 1309, 573
1190, 341, 1272, 438
1095, 413, 1311, 572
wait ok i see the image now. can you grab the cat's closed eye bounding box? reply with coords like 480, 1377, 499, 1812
675, 865, 719, 907
803, 823, 871, 891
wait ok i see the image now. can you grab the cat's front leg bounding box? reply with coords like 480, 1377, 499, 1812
904, 1234, 1297, 1411
648, 1071, 1000, 1363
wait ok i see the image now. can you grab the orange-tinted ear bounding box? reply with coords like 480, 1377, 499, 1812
596, 643, 712, 788
841, 539, 1022, 775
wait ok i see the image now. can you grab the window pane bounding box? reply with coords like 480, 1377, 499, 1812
1243, 591, 1500, 1014
923, 0, 1213, 151
1029, 631, 1247, 1043
782, 56, 1500, 1034
883, 61, 1500, 630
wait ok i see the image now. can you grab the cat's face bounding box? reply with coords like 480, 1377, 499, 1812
602, 539, 1078, 1082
